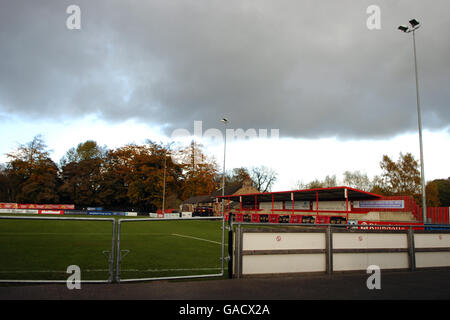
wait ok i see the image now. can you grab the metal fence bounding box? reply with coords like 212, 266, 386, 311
0, 216, 116, 283
0, 215, 227, 284
115, 216, 226, 283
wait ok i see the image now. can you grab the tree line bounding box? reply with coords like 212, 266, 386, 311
294, 152, 450, 207
0, 135, 278, 212
1, 136, 448, 210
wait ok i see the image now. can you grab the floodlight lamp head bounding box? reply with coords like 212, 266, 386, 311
409, 19, 420, 28
398, 25, 409, 33
221, 118, 228, 123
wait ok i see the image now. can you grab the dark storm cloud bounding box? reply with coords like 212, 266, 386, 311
0, 0, 449, 139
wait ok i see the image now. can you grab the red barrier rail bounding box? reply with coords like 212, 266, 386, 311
427, 207, 450, 224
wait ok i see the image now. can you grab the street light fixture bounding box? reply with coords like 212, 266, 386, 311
398, 18, 427, 223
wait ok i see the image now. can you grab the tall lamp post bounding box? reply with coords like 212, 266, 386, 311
220, 117, 229, 277
220, 118, 228, 214
161, 149, 168, 214
162, 155, 167, 214
398, 19, 427, 223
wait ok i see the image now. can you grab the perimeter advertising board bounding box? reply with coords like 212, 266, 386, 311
87, 211, 126, 216
358, 221, 423, 230
0, 203, 75, 210
353, 200, 405, 209
0, 203, 18, 209
38, 210, 63, 215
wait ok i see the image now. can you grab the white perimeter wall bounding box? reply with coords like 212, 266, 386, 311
415, 233, 450, 268
237, 229, 450, 277
241, 232, 326, 275
332, 233, 409, 271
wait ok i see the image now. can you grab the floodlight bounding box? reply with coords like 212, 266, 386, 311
398, 25, 409, 33
409, 19, 420, 28
397, 18, 427, 223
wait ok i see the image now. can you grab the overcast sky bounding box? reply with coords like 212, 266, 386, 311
1, 0, 449, 190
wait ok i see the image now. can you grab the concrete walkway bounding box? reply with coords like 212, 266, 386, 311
1, 269, 450, 300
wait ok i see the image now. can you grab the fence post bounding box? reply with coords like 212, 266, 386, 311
327, 225, 333, 275
236, 224, 242, 279
115, 220, 122, 283
228, 213, 233, 279
110, 219, 116, 283
408, 226, 416, 272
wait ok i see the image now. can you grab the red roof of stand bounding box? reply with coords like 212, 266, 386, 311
217, 186, 382, 205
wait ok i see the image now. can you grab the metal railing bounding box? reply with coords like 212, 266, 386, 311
0, 215, 227, 284
115, 216, 226, 283
0, 216, 116, 283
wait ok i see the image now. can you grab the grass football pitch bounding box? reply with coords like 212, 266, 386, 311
0, 215, 227, 282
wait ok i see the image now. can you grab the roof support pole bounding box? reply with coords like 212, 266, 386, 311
316, 191, 319, 217
272, 194, 274, 214
345, 188, 349, 221
291, 192, 294, 215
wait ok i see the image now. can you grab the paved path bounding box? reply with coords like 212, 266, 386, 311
1, 269, 450, 300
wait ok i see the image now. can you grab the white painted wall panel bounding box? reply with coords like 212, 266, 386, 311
312, 201, 347, 211
414, 233, 450, 248
333, 233, 408, 249
243, 254, 326, 274
242, 232, 325, 251
259, 202, 283, 210
416, 252, 450, 268
285, 201, 310, 210
333, 253, 409, 271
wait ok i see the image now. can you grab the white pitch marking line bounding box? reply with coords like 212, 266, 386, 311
171, 233, 223, 245
130, 267, 222, 272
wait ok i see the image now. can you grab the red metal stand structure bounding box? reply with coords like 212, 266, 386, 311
219, 186, 449, 225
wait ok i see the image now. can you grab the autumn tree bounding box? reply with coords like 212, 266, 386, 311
0, 164, 11, 202
431, 178, 450, 206
5, 135, 60, 203
343, 171, 373, 191
376, 153, 421, 201
370, 175, 389, 195
426, 181, 440, 207
60, 140, 108, 166
6, 134, 51, 165
175, 141, 219, 200
100, 142, 183, 212
59, 140, 106, 207
225, 167, 251, 187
